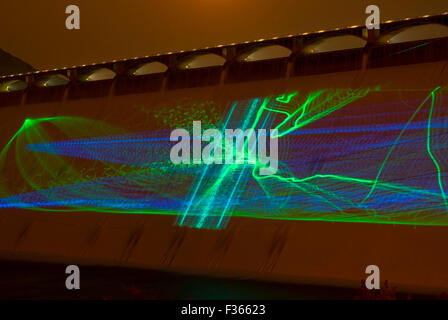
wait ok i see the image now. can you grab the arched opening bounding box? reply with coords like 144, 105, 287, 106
379, 23, 448, 44
178, 53, 226, 70
0, 79, 27, 92
302, 35, 366, 54
78, 68, 116, 82
238, 45, 292, 62
130, 61, 168, 76
35, 74, 70, 87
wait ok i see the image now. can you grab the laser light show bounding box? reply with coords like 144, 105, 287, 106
0, 86, 446, 230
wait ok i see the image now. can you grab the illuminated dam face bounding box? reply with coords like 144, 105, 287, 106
0, 86, 447, 229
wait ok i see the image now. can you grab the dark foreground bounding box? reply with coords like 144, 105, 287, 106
0, 260, 443, 300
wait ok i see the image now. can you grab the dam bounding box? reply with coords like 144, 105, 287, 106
0, 13, 448, 296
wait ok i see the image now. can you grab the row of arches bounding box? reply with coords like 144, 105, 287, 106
1, 23, 447, 92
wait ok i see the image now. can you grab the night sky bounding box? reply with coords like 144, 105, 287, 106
0, 0, 447, 70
